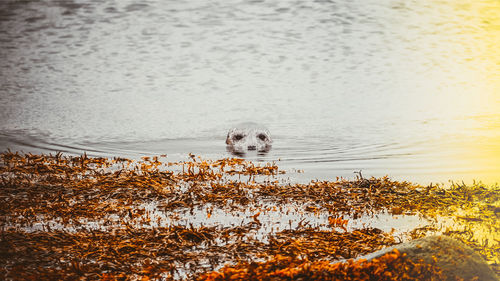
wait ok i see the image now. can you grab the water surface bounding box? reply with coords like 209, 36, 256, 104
1, 0, 499, 185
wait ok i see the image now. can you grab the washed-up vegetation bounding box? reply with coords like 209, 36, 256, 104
0, 152, 498, 280
199, 249, 448, 281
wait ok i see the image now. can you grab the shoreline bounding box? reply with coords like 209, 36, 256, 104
0, 152, 498, 280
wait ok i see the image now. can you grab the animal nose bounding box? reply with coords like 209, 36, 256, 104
247, 145, 256, 150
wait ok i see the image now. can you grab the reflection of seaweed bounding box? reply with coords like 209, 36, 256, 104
0, 152, 498, 280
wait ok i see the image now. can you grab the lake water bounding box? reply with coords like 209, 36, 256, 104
0, 0, 499, 185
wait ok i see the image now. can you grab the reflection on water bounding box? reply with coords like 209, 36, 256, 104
0, 0, 499, 185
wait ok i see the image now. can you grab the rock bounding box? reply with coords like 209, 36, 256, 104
361, 235, 498, 281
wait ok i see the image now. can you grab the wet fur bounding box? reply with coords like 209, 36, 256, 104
226, 123, 272, 155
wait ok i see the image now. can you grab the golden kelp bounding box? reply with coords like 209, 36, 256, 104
199, 250, 448, 281
0, 152, 498, 280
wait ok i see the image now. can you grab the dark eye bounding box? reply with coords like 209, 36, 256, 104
258, 134, 267, 141
234, 134, 244, 141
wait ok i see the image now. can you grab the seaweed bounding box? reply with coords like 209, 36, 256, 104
0, 152, 498, 280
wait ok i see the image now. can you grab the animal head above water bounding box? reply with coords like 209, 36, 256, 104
226, 123, 272, 156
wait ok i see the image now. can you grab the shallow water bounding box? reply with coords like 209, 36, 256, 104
1, 0, 499, 185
